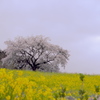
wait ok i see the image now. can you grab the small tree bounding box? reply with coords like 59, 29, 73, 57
2, 35, 69, 72
0, 50, 6, 61
0, 50, 6, 68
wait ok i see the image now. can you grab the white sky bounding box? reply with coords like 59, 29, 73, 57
0, 0, 100, 74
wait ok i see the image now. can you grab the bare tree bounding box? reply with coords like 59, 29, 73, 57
2, 36, 69, 72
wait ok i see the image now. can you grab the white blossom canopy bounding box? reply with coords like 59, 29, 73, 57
2, 35, 69, 72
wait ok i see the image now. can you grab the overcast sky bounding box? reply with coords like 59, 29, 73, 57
0, 0, 100, 74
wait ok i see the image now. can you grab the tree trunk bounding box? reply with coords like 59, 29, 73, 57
31, 66, 37, 71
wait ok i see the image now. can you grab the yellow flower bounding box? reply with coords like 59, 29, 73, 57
0, 85, 5, 94
17, 71, 23, 76
6, 95, 10, 100
13, 86, 22, 96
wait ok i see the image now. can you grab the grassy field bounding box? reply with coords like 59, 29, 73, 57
0, 68, 100, 100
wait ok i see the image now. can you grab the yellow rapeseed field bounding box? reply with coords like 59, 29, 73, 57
0, 68, 100, 100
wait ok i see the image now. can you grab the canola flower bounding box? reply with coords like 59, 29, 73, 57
0, 68, 100, 100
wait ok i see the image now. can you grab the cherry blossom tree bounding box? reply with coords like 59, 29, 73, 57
2, 36, 69, 72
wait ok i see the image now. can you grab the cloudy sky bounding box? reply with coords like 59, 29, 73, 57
0, 0, 100, 74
